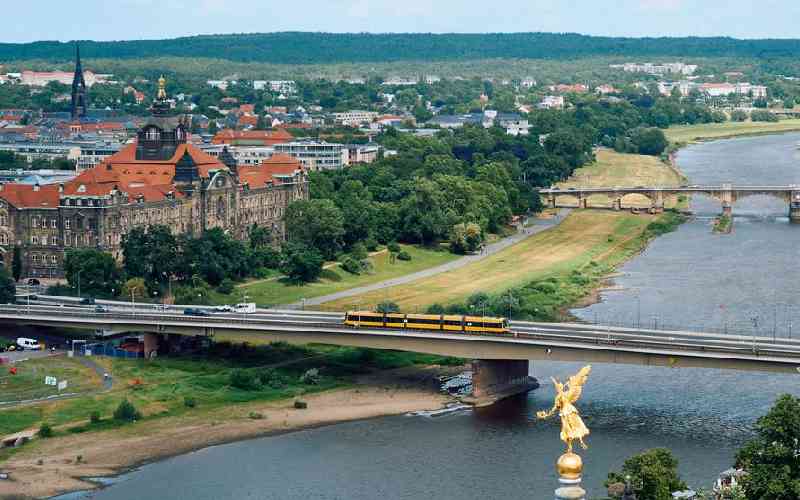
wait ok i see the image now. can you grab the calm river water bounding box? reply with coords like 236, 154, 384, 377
59, 133, 800, 499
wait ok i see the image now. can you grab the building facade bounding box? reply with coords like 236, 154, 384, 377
274, 140, 345, 170
0, 80, 307, 279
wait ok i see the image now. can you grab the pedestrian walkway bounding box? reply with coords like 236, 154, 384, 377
290, 210, 570, 308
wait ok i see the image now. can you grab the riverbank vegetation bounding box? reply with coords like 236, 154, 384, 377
664, 119, 800, 144
0, 343, 459, 439
713, 214, 733, 234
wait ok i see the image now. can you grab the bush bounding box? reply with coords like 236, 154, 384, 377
294, 400, 308, 409
387, 241, 401, 253
751, 109, 779, 122
299, 368, 320, 385
376, 300, 400, 313
184, 396, 196, 408
730, 109, 749, 122
341, 256, 365, 275
281, 243, 324, 283
426, 303, 446, 314
113, 399, 142, 422
230, 369, 261, 390
38, 423, 53, 438
350, 242, 368, 260
216, 278, 235, 295
397, 250, 411, 261
253, 267, 272, 279
364, 237, 379, 252
89, 411, 101, 424
248, 411, 265, 420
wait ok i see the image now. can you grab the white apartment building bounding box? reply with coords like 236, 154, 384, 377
275, 140, 346, 171
269, 81, 297, 94
538, 95, 565, 109
333, 110, 379, 127
613, 62, 698, 76
76, 143, 124, 171
344, 144, 380, 165
520, 78, 537, 89
253, 80, 268, 90
200, 144, 275, 166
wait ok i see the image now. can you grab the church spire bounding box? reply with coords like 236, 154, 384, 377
70, 42, 88, 121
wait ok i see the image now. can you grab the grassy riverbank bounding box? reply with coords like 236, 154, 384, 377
320, 150, 686, 316
0, 345, 457, 498
665, 119, 800, 144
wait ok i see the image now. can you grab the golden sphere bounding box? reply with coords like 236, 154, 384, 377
557, 452, 583, 480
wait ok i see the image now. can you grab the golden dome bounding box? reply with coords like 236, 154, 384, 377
557, 452, 583, 480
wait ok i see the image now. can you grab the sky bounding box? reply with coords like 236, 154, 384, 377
4, 0, 800, 43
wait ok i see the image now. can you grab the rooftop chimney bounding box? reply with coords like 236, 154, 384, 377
33, 183, 40, 192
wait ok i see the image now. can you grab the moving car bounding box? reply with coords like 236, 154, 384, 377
95, 305, 109, 313
183, 308, 211, 317
80, 297, 96, 305
16, 337, 42, 351
214, 305, 233, 313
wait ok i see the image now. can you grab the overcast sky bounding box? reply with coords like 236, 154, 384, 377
4, 0, 799, 43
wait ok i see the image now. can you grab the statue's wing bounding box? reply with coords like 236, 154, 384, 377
566, 365, 591, 403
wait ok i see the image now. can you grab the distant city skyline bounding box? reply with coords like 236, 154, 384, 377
4, 0, 800, 43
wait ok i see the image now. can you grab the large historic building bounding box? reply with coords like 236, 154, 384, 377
0, 78, 308, 278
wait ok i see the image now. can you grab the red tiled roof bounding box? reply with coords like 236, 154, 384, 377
0, 184, 59, 209
238, 115, 258, 127
238, 153, 303, 187
211, 128, 293, 146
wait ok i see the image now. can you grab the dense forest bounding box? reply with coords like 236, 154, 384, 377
3, 32, 800, 65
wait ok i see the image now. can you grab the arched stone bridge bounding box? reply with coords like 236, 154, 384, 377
539, 184, 800, 222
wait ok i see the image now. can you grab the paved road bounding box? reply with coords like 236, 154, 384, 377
290, 210, 571, 308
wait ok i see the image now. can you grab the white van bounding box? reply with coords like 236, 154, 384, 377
233, 303, 256, 314
16, 337, 42, 351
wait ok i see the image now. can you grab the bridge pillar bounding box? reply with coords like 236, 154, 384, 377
790, 191, 800, 223
722, 202, 733, 218
652, 190, 665, 213
463, 359, 538, 407
549, 195, 556, 209
612, 197, 622, 211
578, 197, 587, 209
143, 333, 159, 359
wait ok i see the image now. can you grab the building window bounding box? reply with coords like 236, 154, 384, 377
0, 215, 7, 226
31, 217, 38, 228
31, 235, 37, 245
32, 254, 39, 264
51, 219, 57, 229
65, 219, 71, 230
51, 255, 57, 265
0, 233, 7, 246
50, 236, 57, 246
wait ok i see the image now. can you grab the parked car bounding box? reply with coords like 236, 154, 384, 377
26, 278, 40, 286
214, 305, 233, 313
95, 305, 109, 313
16, 337, 42, 351
183, 308, 210, 317
80, 297, 96, 305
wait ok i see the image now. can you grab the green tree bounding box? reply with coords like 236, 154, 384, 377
0, 265, 15, 303
449, 222, 483, 254
375, 300, 400, 313
606, 448, 687, 500
631, 127, 669, 156
736, 394, 800, 500
285, 199, 345, 260
281, 242, 324, 283
64, 249, 123, 298
731, 110, 749, 122
121, 277, 147, 301
11, 246, 21, 282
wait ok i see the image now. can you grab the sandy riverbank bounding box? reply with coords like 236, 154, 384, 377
0, 368, 453, 499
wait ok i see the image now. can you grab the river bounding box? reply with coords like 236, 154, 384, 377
57, 133, 800, 499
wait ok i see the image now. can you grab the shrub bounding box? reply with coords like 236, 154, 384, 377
89, 411, 101, 424
387, 241, 401, 253
253, 267, 271, 279
426, 303, 445, 314
248, 411, 265, 420
299, 368, 320, 385
397, 250, 411, 261
364, 237, 379, 252
38, 423, 53, 438
350, 242, 368, 260
230, 369, 261, 390
258, 368, 287, 389
113, 399, 142, 422
730, 109, 749, 122
294, 400, 308, 409
376, 300, 400, 313
751, 109, 779, 122
184, 396, 196, 408
341, 256, 364, 275
216, 278, 235, 295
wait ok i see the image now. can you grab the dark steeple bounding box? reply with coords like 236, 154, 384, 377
218, 146, 237, 175
174, 149, 199, 185
135, 76, 187, 161
70, 43, 88, 121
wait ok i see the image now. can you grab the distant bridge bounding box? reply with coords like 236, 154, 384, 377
539, 184, 800, 221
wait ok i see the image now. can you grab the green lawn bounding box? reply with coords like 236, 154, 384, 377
231, 244, 459, 307
665, 119, 800, 144
0, 356, 102, 405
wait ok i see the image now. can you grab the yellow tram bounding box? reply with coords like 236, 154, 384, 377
344, 311, 510, 334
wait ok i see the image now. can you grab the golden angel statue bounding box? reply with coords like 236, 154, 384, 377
157, 75, 167, 100
536, 365, 591, 453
